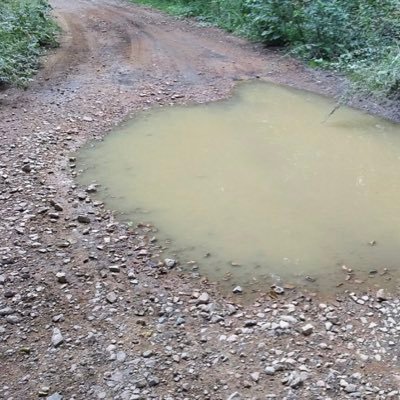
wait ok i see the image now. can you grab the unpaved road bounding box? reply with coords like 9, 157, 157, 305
0, 1, 400, 399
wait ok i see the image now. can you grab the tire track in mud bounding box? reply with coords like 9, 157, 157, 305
43, 0, 274, 91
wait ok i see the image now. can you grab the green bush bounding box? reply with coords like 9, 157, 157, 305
133, 0, 400, 98
0, 0, 58, 86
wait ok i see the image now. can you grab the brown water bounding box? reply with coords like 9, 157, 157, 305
78, 82, 400, 291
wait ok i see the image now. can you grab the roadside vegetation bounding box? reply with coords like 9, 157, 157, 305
134, 0, 400, 98
0, 0, 58, 86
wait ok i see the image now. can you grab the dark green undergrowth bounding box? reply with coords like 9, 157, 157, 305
133, 0, 400, 98
0, 0, 59, 86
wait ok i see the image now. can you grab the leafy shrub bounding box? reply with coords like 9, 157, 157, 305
0, 0, 58, 86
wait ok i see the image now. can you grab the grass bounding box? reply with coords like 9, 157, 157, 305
0, 0, 59, 86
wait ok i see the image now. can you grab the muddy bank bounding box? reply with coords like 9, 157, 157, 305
0, 0, 399, 398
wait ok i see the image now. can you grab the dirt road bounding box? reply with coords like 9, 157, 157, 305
39, 0, 327, 93
0, 1, 399, 399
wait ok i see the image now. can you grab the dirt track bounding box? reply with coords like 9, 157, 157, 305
1, 1, 400, 399
41, 0, 315, 91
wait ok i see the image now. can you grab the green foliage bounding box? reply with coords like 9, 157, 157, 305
0, 0, 58, 86
133, 0, 400, 98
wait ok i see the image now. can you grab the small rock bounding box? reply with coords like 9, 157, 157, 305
197, 292, 209, 304
282, 371, 308, 389
108, 265, 120, 273
51, 328, 64, 347
232, 286, 243, 294
4, 290, 16, 298
265, 366, 275, 375
142, 350, 153, 358
52, 314, 64, 323
301, 324, 314, 336
147, 376, 160, 387
77, 215, 91, 224
116, 351, 127, 362
22, 164, 32, 173
6, 315, 21, 324
56, 272, 68, 284
272, 285, 285, 295
49, 200, 63, 211
279, 320, 290, 329
134, 379, 147, 389
39, 386, 50, 396
325, 321, 333, 331
227, 393, 241, 400
164, 258, 176, 268
250, 372, 260, 382
376, 288, 387, 302
106, 292, 117, 304
86, 184, 98, 193
0, 307, 14, 316
345, 384, 358, 393
47, 394, 63, 400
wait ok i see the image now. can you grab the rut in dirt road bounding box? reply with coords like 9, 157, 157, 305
45, 0, 273, 90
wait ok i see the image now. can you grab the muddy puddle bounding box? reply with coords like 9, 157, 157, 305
77, 82, 400, 292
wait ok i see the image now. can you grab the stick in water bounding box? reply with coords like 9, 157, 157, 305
322, 103, 341, 123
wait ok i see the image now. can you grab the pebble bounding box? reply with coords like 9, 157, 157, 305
47, 394, 63, 400
376, 288, 388, 302
0, 307, 14, 316
164, 258, 176, 268
282, 371, 308, 389
86, 184, 98, 193
106, 292, 117, 304
77, 215, 91, 224
116, 351, 127, 362
265, 366, 276, 375
197, 292, 210, 304
51, 328, 64, 347
301, 323, 314, 336
232, 286, 243, 294
250, 372, 260, 382
108, 265, 120, 273
147, 376, 160, 387
142, 350, 153, 358
272, 285, 285, 295
56, 272, 68, 284
6, 315, 21, 324
345, 383, 358, 393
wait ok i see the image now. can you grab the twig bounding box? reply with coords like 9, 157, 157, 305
322, 103, 341, 123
